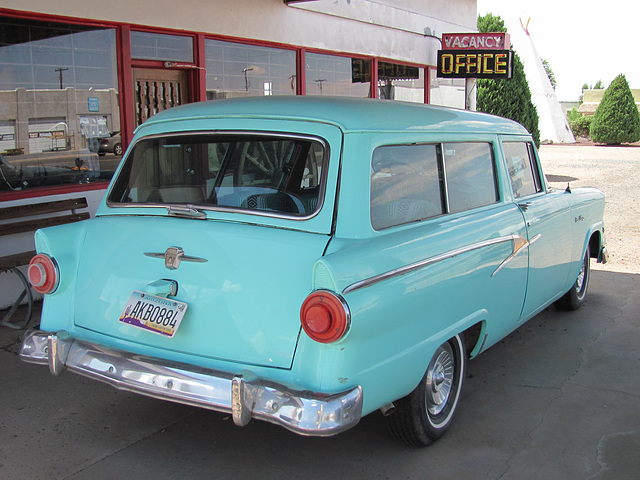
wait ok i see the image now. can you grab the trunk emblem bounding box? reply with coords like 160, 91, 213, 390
144, 247, 208, 270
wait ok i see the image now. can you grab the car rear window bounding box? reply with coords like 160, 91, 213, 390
108, 133, 326, 216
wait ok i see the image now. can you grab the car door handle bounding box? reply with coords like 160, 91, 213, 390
518, 202, 532, 212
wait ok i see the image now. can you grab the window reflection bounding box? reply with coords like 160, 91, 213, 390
131, 31, 194, 62
370, 144, 443, 230
0, 17, 120, 193
378, 62, 424, 103
205, 40, 297, 99
429, 68, 466, 108
305, 53, 371, 97
444, 143, 497, 213
502, 142, 542, 198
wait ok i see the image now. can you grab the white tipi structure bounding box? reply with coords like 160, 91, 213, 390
518, 18, 575, 144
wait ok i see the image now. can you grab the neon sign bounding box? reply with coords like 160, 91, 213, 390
436, 50, 513, 79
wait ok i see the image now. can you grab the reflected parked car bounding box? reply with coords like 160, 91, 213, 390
98, 131, 122, 156
0, 152, 96, 191
20, 97, 608, 446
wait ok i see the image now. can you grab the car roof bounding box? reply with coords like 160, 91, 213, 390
136, 96, 530, 136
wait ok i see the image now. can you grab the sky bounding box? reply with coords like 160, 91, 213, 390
476, 0, 638, 101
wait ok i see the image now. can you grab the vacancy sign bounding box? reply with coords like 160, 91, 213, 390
437, 32, 513, 79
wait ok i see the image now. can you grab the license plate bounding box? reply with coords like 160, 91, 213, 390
118, 291, 188, 338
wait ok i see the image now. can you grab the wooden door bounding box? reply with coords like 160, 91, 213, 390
133, 68, 189, 127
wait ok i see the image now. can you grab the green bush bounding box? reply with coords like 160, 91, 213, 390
567, 107, 581, 123
590, 74, 640, 144
570, 115, 592, 138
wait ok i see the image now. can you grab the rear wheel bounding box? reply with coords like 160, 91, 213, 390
555, 249, 590, 311
385, 334, 466, 446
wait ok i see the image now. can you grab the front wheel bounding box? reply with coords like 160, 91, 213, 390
555, 249, 590, 311
384, 334, 466, 447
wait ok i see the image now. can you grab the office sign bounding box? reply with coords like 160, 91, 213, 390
437, 50, 513, 79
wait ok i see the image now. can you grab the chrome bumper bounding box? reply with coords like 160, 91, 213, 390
19, 330, 363, 436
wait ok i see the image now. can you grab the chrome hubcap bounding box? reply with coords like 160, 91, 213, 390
425, 343, 455, 416
576, 261, 586, 291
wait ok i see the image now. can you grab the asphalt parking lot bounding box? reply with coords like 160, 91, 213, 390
1, 144, 639, 480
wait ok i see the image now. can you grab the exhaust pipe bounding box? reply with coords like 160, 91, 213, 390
380, 402, 396, 416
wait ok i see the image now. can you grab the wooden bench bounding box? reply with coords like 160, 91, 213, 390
0, 197, 90, 329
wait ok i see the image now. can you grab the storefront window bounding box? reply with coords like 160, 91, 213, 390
305, 53, 371, 97
429, 68, 466, 109
378, 62, 424, 103
131, 31, 194, 62
205, 40, 297, 99
0, 17, 120, 195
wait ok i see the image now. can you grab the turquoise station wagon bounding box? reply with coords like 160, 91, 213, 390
20, 97, 608, 446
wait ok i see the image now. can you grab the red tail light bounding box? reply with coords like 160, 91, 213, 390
300, 290, 350, 343
27, 254, 59, 294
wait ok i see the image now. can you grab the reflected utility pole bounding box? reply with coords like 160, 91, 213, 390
315, 79, 326, 95
55, 67, 69, 89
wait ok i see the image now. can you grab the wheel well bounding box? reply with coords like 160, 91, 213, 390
462, 322, 484, 358
588, 231, 602, 259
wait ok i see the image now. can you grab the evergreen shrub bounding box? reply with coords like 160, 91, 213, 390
590, 74, 640, 144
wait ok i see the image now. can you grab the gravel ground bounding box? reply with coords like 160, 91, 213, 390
538, 143, 640, 273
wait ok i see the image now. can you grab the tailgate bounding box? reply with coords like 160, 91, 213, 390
73, 216, 330, 369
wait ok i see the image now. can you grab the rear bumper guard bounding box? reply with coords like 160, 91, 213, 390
19, 330, 363, 436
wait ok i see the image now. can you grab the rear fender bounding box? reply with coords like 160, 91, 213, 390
34, 221, 87, 332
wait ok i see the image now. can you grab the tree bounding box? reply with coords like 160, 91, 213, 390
476, 13, 540, 146
590, 74, 640, 144
541, 59, 556, 91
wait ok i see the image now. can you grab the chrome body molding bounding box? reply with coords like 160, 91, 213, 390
343, 234, 530, 295
19, 330, 363, 436
491, 233, 541, 277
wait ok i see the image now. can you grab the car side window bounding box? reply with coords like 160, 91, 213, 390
443, 142, 497, 213
502, 142, 543, 198
370, 141, 498, 230
370, 144, 444, 230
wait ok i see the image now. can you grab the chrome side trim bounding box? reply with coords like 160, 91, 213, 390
19, 330, 363, 437
491, 233, 541, 277
343, 235, 521, 295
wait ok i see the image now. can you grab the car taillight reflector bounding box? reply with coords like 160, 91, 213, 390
27, 254, 59, 294
300, 290, 350, 343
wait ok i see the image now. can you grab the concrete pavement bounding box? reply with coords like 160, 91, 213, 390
1, 268, 639, 479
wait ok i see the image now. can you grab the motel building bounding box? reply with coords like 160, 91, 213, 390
0, 0, 479, 311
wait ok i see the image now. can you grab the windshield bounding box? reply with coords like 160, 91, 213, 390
108, 133, 326, 216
